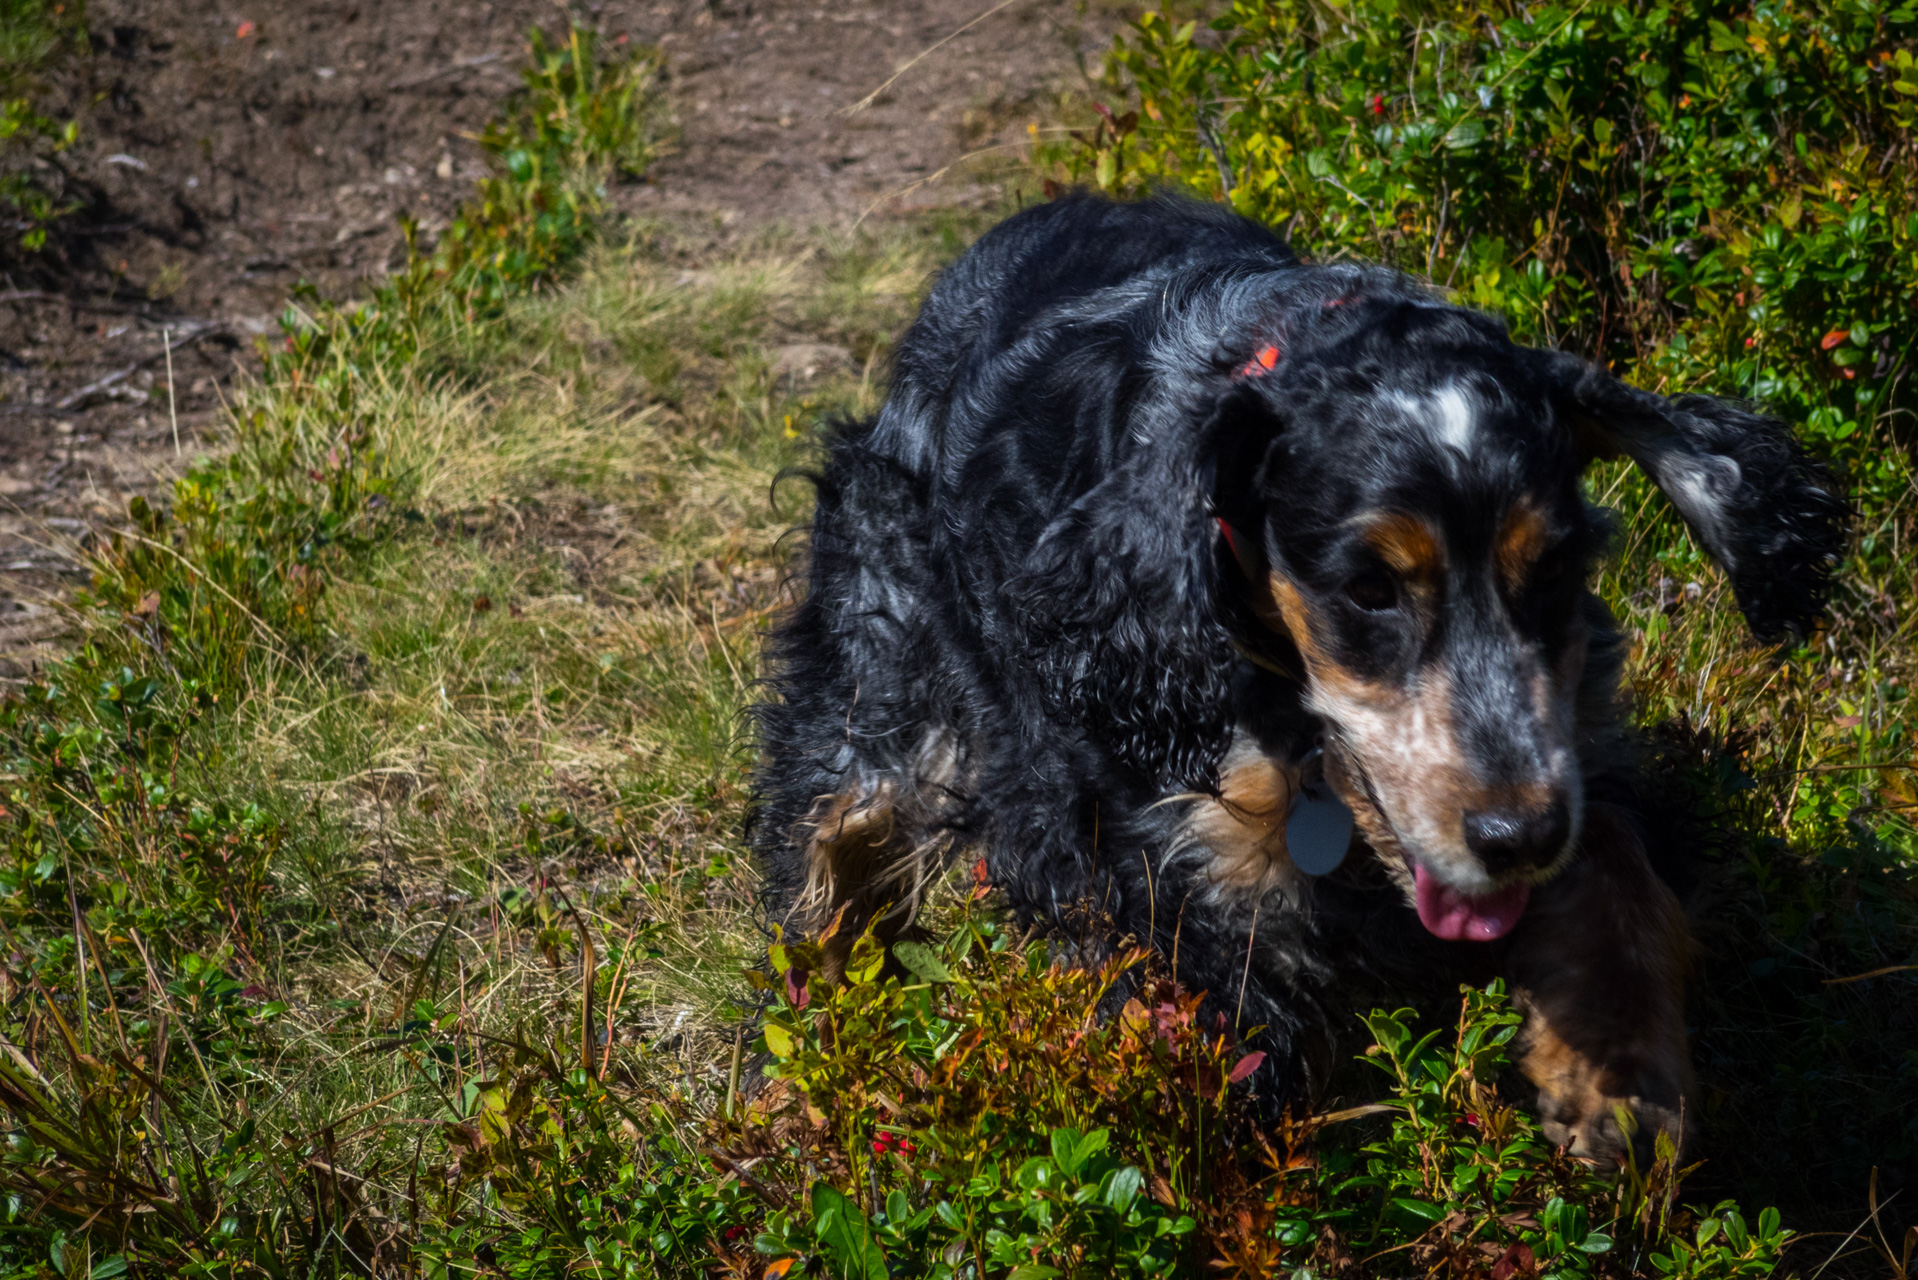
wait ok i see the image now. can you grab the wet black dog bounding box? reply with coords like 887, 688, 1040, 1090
751, 194, 1844, 1160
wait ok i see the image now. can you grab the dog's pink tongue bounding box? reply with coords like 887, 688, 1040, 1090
1412, 863, 1531, 941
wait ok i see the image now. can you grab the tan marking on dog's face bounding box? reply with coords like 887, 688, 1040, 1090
1507, 804, 1695, 1163
1495, 499, 1552, 595
1361, 512, 1445, 590
1180, 735, 1308, 901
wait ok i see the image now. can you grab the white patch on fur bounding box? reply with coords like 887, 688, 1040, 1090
1431, 384, 1477, 453
1383, 384, 1478, 462
1599, 416, 1745, 568
1643, 446, 1743, 568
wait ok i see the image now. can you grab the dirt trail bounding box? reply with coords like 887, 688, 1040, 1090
631, 1, 1120, 231
0, 0, 1123, 676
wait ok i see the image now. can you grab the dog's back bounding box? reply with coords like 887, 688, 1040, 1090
867, 194, 1296, 485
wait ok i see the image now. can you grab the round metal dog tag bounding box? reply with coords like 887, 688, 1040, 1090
1286, 750, 1354, 876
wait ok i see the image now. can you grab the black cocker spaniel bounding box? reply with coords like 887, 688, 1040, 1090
751, 194, 1846, 1163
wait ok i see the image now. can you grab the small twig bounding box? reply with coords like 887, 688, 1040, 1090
54, 322, 223, 411
848, 135, 1065, 231
1195, 105, 1236, 195
704, 1150, 793, 1209
0, 290, 57, 305
1427, 183, 1450, 282
163, 326, 180, 456
844, 0, 1028, 115
388, 52, 503, 92
1823, 963, 1918, 986
1754, 760, 1913, 780
1233, 897, 1260, 1030
724, 1022, 746, 1121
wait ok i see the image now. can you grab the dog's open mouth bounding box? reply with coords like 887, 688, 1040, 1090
1411, 862, 1530, 941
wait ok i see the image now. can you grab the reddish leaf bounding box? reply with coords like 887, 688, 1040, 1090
1228, 1051, 1266, 1083
1822, 328, 1851, 350
1491, 1241, 1537, 1280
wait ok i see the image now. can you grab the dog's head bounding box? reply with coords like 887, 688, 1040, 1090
1212, 283, 1846, 939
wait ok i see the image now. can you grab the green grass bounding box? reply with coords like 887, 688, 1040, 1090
0, 7, 1914, 1279
0, 65, 972, 1263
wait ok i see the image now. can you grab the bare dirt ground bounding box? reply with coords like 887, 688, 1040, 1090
0, 0, 1125, 675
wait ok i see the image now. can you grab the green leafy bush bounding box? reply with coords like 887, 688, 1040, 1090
716, 924, 1785, 1278
0, 95, 78, 252
1081, 0, 1916, 509
411, 916, 1782, 1280
401, 25, 661, 317
0, 0, 85, 253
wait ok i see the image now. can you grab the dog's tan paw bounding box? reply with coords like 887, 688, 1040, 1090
1522, 1021, 1688, 1166
1535, 1083, 1683, 1167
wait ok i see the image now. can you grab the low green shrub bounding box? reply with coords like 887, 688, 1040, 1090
289, 22, 662, 377
409, 919, 1791, 1279
0, 0, 85, 253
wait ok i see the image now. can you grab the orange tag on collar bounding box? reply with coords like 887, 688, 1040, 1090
1237, 344, 1280, 378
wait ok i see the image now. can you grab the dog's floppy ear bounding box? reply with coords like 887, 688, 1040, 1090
1544, 353, 1849, 642
1005, 386, 1272, 790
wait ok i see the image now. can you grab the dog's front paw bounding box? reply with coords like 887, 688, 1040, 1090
1523, 1026, 1688, 1167
1534, 1079, 1684, 1167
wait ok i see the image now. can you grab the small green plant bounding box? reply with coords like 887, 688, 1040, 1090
343, 23, 661, 351
0, 0, 86, 253
0, 95, 78, 251
736, 919, 1222, 1278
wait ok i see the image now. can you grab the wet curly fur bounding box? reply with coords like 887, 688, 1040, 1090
751, 194, 1846, 1161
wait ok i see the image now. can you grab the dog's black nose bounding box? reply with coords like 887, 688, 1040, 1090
1463, 800, 1571, 874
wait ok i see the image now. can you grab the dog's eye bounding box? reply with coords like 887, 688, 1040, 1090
1344, 568, 1399, 612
